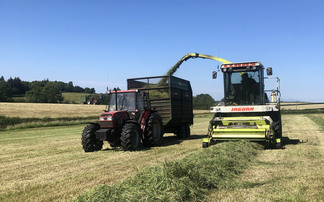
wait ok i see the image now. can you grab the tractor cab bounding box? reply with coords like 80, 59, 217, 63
108, 90, 149, 113
220, 62, 271, 106
101, 90, 149, 127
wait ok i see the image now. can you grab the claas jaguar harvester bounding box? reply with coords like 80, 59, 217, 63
81, 75, 193, 152
204, 61, 282, 149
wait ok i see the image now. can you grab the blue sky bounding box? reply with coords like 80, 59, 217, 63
1, 0, 323, 102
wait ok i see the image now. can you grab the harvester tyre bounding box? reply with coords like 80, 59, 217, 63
121, 123, 141, 151
143, 113, 164, 147
275, 142, 282, 149
273, 120, 282, 138
81, 124, 103, 152
202, 142, 208, 148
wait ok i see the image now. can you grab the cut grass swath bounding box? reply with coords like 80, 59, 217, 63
77, 141, 260, 202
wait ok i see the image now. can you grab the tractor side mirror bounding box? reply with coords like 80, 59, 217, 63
212, 71, 217, 79
266, 67, 273, 76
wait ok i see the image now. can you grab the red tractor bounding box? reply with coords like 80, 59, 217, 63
81, 89, 164, 151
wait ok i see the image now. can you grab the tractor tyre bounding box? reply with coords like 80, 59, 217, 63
121, 123, 141, 151
81, 124, 103, 152
143, 113, 164, 147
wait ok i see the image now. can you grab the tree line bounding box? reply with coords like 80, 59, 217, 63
0, 76, 217, 109
0, 76, 95, 103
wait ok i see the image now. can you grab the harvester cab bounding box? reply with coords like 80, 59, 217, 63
204, 61, 282, 149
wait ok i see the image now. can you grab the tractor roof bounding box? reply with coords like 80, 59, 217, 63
109, 89, 138, 94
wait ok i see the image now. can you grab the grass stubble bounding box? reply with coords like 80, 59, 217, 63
208, 114, 324, 201
1, 107, 324, 201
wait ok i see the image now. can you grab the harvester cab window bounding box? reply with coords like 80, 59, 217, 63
224, 71, 261, 106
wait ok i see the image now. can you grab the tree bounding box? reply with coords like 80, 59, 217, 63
0, 81, 11, 101
193, 94, 215, 110
41, 82, 63, 103
26, 81, 63, 103
25, 84, 44, 103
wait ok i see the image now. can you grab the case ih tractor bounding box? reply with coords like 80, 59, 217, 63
81, 75, 193, 152
82, 89, 163, 151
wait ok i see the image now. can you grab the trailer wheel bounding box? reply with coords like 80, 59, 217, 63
185, 124, 190, 138
81, 124, 103, 152
121, 123, 141, 151
176, 125, 186, 139
143, 113, 164, 147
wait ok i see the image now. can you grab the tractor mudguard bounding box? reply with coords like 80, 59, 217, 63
140, 110, 151, 132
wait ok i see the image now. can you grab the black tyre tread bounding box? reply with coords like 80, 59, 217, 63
185, 124, 190, 138
143, 113, 164, 147
176, 125, 186, 139
273, 120, 282, 138
202, 142, 208, 148
81, 124, 103, 152
121, 123, 141, 151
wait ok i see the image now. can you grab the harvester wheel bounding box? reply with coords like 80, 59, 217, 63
273, 120, 282, 138
202, 142, 208, 148
121, 123, 141, 151
81, 124, 103, 152
275, 142, 282, 149
143, 113, 164, 147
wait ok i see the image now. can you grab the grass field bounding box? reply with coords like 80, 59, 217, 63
0, 102, 105, 118
0, 103, 323, 201
281, 102, 324, 110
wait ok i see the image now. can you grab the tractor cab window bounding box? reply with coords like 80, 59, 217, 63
224, 70, 262, 106
136, 92, 146, 111
108, 92, 136, 111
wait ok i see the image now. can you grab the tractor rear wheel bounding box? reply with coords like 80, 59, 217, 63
121, 123, 141, 151
143, 113, 164, 147
81, 124, 103, 152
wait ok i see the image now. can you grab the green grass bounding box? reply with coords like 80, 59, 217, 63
62, 92, 91, 104
305, 114, 324, 130
0, 114, 212, 201
77, 141, 261, 202
207, 114, 324, 201
0, 115, 97, 130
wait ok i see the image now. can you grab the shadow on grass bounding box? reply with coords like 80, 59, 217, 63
160, 134, 205, 147
100, 134, 206, 152
282, 136, 304, 146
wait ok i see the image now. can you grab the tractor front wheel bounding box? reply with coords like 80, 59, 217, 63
121, 123, 141, 151
81, 124, 103, 152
